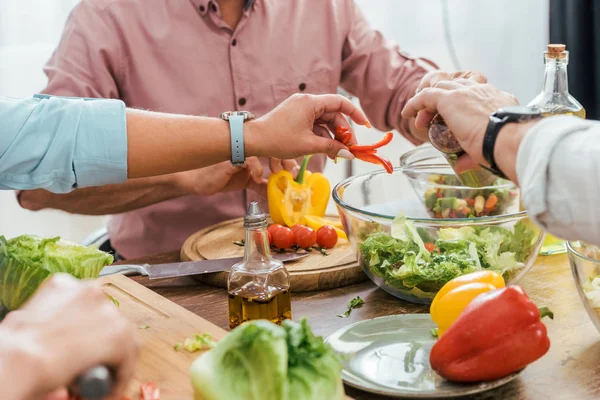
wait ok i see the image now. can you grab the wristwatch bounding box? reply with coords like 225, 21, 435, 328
220, 111, 255, 166
481, 106, 542, 178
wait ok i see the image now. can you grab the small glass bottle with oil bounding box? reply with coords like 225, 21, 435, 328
228, 202, 292, 329
528, 44, 586, 255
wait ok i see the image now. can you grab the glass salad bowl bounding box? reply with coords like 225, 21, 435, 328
567, 241, 600, 333
333, 167, 545, 304
400, 144, 521, 218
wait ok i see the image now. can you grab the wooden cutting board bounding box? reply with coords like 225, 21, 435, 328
180, 217, 368, 292
99, 274, 354, 400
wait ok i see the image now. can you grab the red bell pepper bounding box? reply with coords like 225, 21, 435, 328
334, 127, 394, 174
429, 286, 553, 382
140, 382, 160, 400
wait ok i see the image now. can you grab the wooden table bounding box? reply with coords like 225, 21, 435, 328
122, 251, 600, 399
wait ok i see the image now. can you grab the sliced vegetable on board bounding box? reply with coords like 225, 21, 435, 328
430, 286, 553, 382
302, 215, 347, 240
267, 156, 330, 227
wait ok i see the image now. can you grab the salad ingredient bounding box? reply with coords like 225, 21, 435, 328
190, 319, 343, 400
139, 325, 150, 330
583, 276, 600, 308
0, 235, 113, 316
267, 156, 330, 227
334, 127, 394, 174
183, 333, 216, 353
267, 231, 273, 246
268, 224, 284, 236
140, 382, 160, 400
337, 296, 365, 318
293, 225, 317, 249
360, 217, 536, 300
430, 271, 505, 336
317, 226, 338, 248
430, 286, 552, 382
272, 226, 295, 249
302, 215, 348, 239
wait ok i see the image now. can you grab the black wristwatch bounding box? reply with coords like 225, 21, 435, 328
481, 106, 542, 179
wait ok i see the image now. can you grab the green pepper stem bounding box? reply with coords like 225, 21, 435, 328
539, 306, 554, 320
295, 155, 312, 184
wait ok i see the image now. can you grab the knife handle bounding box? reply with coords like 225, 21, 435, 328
71, 366, 113, 399
99, 264, 149, 277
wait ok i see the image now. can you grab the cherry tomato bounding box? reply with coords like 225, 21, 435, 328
294, 226, 317, 248
424, 242, 438, 253
267, 231, 273, 245
272, 226, 295, 249
268, 224, 283, 236
140, 382, 160, 400
317, 226, 338, 248
291, 224, 305, 235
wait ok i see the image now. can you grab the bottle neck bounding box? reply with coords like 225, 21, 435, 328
243, 225, 272, 266
542, 57, 569, 94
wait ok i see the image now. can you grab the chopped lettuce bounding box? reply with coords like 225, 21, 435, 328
583, 276, 600, 308
190, 319, 343, 400
0, 235, 113, 316
360, 220, 536, 300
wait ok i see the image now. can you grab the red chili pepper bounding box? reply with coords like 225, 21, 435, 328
348, 132, 393, 152
334, 126, 354, 146
354, 152, 394, 174
140, 382, 160, 400
430, 286, 553, 382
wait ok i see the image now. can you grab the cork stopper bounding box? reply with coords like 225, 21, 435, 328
545, 44, 567, 59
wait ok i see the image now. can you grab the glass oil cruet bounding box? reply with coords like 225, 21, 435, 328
227, 202, 292, 329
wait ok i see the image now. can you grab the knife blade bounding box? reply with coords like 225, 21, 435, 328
99, 252, 308, 279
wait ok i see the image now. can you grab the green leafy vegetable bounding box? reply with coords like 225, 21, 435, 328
139, 325, 150, 330
107, 295, 120, 307
183, 333, 216, 353
337, 296, 365, 318
360, 220, 537, 300
430, 328, 439, 338
174, 343, 182, 352
0, 235, 113, 317
190, 319, 343, 400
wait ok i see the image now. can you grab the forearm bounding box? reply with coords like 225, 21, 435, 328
19, 174, 185, 215
515, 115, 600, 243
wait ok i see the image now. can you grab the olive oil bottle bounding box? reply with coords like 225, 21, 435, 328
528, 44, 585, 255
228, 202, 292, 329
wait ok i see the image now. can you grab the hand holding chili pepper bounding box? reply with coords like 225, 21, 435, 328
334, 126, 395, 174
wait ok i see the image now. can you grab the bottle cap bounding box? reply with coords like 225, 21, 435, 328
428, 114, 463, 154
244, 202, 267, 229
545, 44, 567, 59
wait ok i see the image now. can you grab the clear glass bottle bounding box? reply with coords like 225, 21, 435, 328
528, 44, 586, 255
428, 114, 497, 188
228, 202, 292, 329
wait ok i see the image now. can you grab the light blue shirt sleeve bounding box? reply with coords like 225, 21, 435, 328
0, 94, 128, 193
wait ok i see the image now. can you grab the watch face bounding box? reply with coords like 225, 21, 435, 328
495, 106, 542, 119
220, 111, 255, 121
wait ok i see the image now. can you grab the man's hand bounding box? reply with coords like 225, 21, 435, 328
245, 94, 370, 160
173, 157, 267, 196
0, 274, 138, 400
401, 83, 519, 170
405, 70, 488, 143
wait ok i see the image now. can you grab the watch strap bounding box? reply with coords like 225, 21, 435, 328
481, 115, 509, 179
229, 115, 245, 166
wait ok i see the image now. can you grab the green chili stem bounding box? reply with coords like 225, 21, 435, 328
295, 155, 313, 184
539, 306, 554, 320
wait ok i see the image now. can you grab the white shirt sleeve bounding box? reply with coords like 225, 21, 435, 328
516, 115, 600, 244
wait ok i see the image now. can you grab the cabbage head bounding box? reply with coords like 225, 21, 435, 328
190, 319, 344, 400
0, 235, 113, 316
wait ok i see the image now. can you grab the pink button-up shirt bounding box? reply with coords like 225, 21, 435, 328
40, 0, 435, 258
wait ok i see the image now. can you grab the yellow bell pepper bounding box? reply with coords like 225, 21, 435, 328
302, 215, 347, 240
431, 271, 505, 337
267, 156, 330, 227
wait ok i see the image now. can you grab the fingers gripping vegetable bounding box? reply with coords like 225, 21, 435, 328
268, 156, 330, 227
430, 271, 505, 336
190, 319, 344, 400
430, 286, 553, 382
334, 126, 394, 173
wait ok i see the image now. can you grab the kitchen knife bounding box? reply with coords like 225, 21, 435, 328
99, 252, 308, 280
70, 366, 113, 400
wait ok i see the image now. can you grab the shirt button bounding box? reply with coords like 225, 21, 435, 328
298, 83, 306, 91
210, 3, 217, 12
231, 39, 237, 46
199, 5, 205, 12
238, 98, 247, 106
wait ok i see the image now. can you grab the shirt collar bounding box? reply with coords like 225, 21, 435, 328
191, 0, 256, 16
